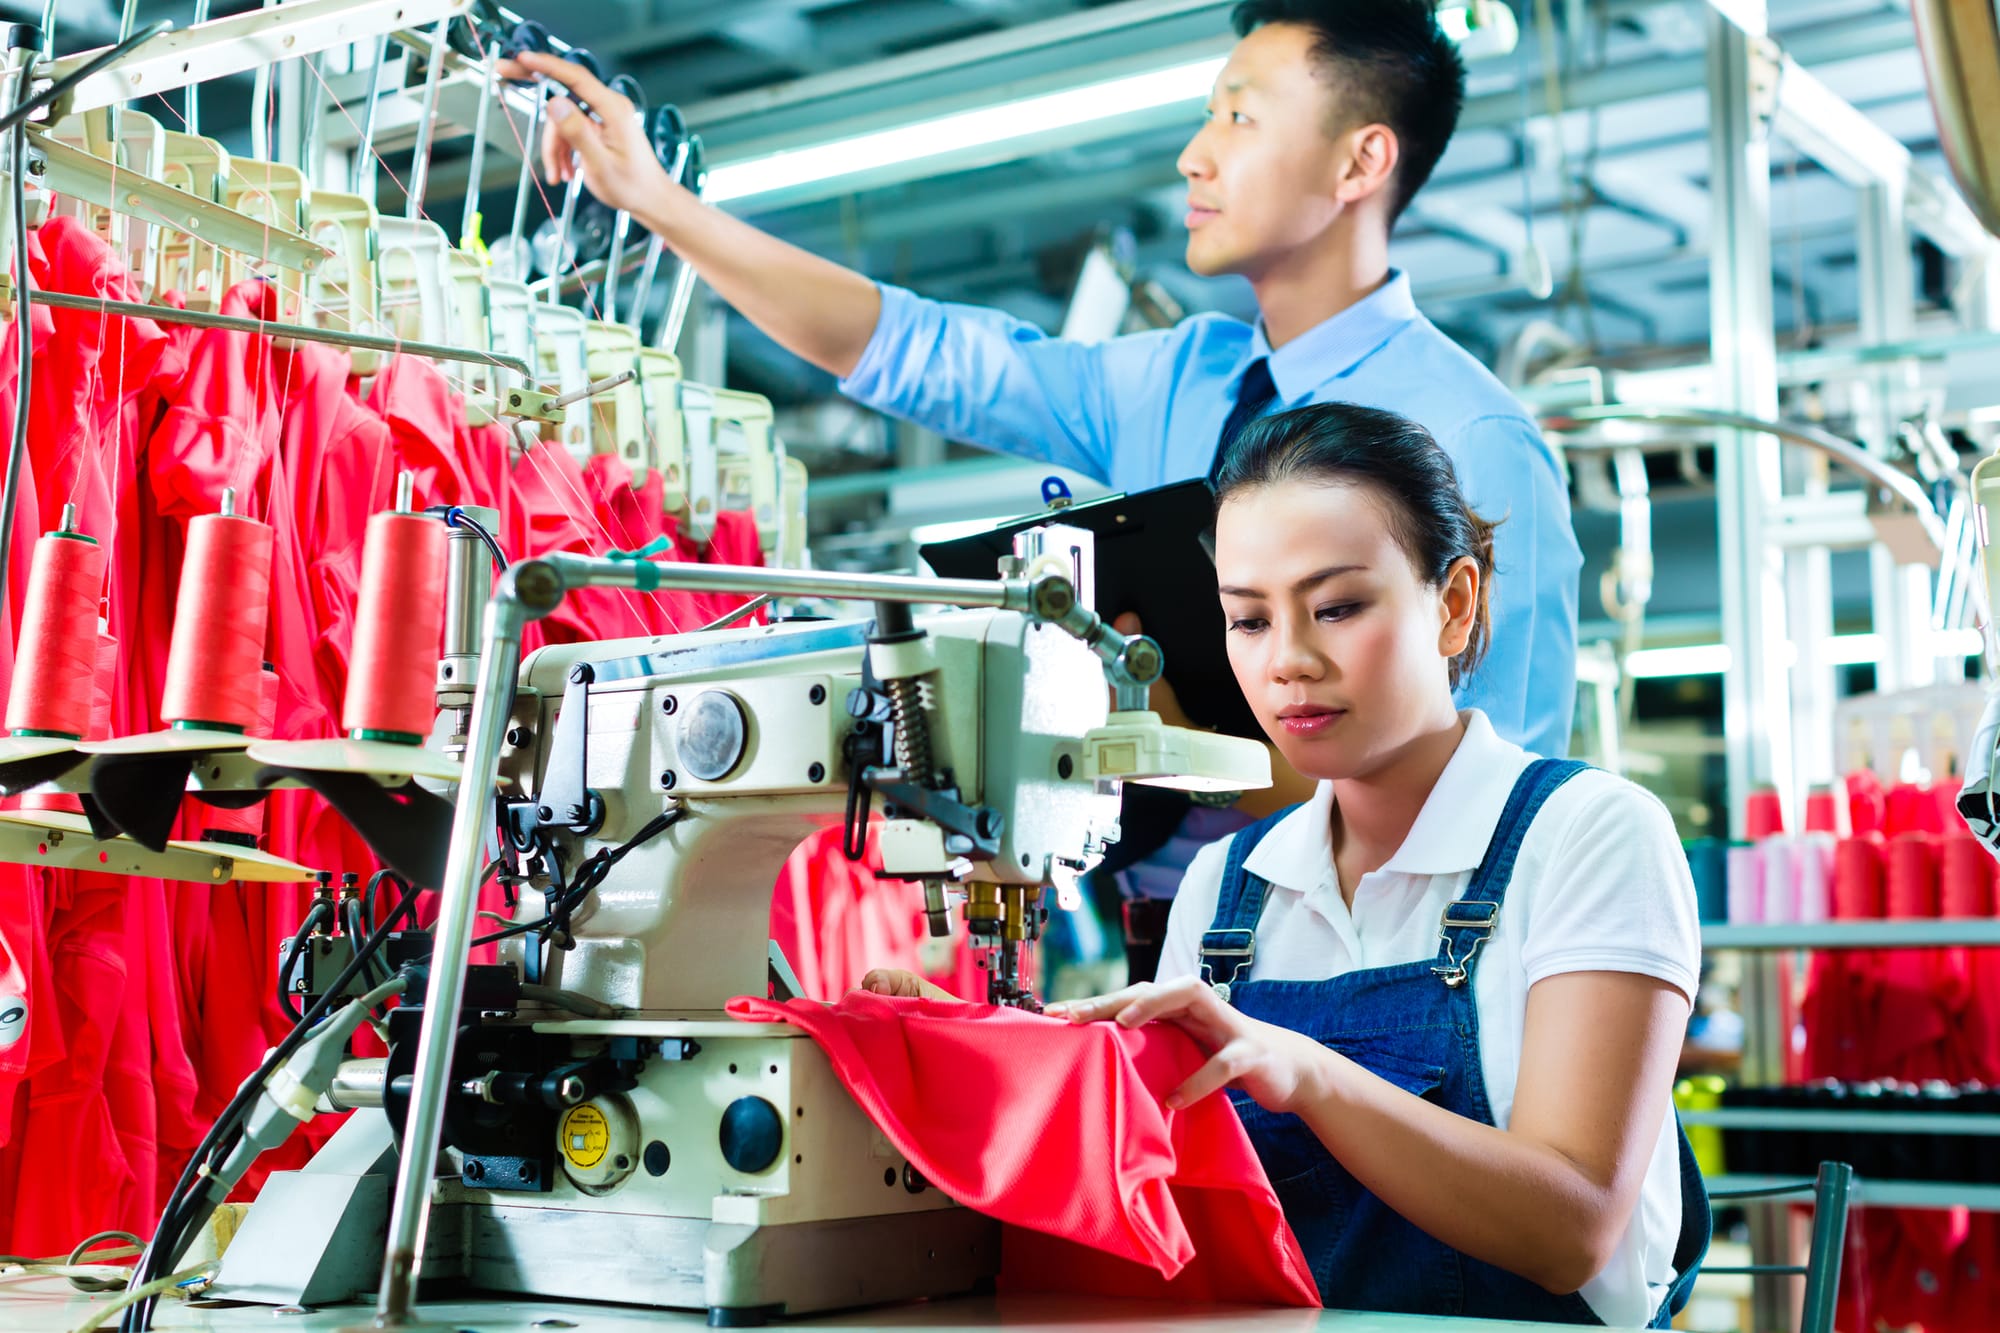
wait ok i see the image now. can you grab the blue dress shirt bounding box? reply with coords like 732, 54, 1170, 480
838, 270, 1582, 760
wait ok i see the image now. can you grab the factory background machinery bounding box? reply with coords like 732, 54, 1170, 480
0, 2, 1995, 1332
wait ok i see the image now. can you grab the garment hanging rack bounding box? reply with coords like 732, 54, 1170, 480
40, 0, 472, 120
17, 286, 537, 379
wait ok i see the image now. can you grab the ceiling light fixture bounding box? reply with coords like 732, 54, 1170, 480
707, 56, 1226, 204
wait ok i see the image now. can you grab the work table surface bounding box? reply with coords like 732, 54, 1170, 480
0, 1279, 1624, 1332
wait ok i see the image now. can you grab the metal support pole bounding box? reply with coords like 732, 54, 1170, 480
460, 51, 498, 247
353, 33, 390, 204
405, 18, 452, 222
1706, 6, 1791, 829
1709, 16, 1794, 1326
1855, 179, 1935, 693
374, 574, 538, 1324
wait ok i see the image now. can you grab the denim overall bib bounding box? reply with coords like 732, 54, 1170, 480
1198, 759, 1711, 1324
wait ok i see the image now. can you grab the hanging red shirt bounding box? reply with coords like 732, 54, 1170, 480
727, 992, 1317, 1307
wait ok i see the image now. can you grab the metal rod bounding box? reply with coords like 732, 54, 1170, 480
405, 17, 451, 221
530, 242, 648, 298
541, 551, 1031, 611
600, 207, 632, 323
1802, 1162, 1852, 1333
505, 93, 543, 258
396, 470, 415, 513
547, 368, 634, 409
1541, 405, 1945, 545
353, 32, 389, 202
295, 52, 325, 173
109, 0, 138, 153
547, 171, 584, 305
630, 139, 690, 325
697, 592, 775, 632
460, 47, 498, 246
1680, 1107, 2000, 1135
24, 288, 535, 376
375, 589, 528, 1324
184, 0, 210, 135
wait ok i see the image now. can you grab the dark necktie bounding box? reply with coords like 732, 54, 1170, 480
1207, 356, 1277, 489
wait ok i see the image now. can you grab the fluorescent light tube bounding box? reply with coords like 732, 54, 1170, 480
707, 56, 1226, 204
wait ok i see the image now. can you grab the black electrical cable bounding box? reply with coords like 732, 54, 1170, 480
427, 504, 508, 569
0, 78, 33, 613
276, 900, 333, 1024
472, 808, 680, 950
122, 875, 424, 1332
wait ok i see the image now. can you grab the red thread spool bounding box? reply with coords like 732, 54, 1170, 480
1884, 783, 1943, 837
1833, 836, 1885, 919
89, 631, 117, 742
1846, 769, 1886, 837
343, 510, 446, 742
5, 529, 106, 739
1940, 836, 1996, 918
255, 665, 279, 738
1804, 785, 1847, 837
1884, 832, 1940, 919
27, 631, 121, 816
1743, 786, 1786, 840
160, 511, 274, 731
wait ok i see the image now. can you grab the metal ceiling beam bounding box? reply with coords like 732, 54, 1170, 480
598, 0, 855, 60
1771, 53, 1993, 257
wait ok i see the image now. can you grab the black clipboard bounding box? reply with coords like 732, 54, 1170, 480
919, 479, 1259, 740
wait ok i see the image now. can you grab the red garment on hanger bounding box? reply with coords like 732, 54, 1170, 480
726, 992, 1317, 1307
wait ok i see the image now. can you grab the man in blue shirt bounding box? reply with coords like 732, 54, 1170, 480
506, 0, 1582, 977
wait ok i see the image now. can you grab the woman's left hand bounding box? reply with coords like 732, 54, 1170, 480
1046, 976, 1331, 1114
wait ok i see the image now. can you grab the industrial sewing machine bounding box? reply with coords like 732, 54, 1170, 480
209, 521, 1269, 1326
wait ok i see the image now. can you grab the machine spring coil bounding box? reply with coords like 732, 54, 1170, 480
887, 674, 939, 785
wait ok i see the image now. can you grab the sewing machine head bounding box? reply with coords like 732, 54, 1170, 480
481, 552, 1268, 1013
497, 607, 1114, 1011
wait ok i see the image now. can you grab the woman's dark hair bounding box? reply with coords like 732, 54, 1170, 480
1213, 401, 1498, 686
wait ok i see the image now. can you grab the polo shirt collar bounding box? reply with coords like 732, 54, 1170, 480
1245, 269, 1419, 404
1241, 709, 1530, 893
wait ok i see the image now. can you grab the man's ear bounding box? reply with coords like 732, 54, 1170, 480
1335, 122, 1400, 206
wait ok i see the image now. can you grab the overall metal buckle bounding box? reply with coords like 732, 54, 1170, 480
1432, 900, 1499, 988
1198, 928, 1256, 1004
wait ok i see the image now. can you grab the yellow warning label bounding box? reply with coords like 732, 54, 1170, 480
560, 1103, 609, 1169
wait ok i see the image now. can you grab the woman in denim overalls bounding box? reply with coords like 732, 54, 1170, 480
1046, 403, 1711, 1325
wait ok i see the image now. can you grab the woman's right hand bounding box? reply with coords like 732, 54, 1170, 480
493, 50, 687, 224
859, 969, 957, 1001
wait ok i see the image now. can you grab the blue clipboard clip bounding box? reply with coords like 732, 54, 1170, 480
1041, 475, 1073, 510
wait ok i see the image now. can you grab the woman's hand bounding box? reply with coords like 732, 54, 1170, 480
1046, 976, 1330, 1114
493, 51, 686, 223
858, 969, 959, 1002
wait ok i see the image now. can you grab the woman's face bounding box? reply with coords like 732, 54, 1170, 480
1215, 479, 1473, 782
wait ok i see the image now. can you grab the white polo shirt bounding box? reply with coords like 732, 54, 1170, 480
1157, 709, 1701, 1327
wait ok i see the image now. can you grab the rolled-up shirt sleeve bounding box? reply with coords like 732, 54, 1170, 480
839, 282, 1174, 485
1447, 414, 1582, 759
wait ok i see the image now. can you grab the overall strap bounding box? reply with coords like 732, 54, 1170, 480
1432, 759, 1589, 989
1197, 803, 1300, 1003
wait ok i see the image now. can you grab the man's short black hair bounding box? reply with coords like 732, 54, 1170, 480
1232, 0, 1467, 222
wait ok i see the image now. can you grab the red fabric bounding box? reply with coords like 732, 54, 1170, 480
726, 992, 1318, 1307
0, 211, 793, 1249
769, 822, 987, 1003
